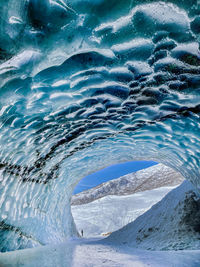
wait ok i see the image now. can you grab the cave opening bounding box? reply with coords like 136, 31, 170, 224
71, 160, 184, 239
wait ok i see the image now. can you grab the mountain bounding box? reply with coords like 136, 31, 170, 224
71, 164, 184, 205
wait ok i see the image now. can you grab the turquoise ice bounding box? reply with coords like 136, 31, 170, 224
0, 0, 200, 252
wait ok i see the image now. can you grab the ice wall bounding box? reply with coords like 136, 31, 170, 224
0, 0, 200, 252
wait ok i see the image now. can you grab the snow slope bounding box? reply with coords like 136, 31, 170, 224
105, 181, 200, 251
71, 164, 184, 205
72, 186, 177, 237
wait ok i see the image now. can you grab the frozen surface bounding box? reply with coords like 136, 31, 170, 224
0, 0, 200, 252
1, 240, 200, 267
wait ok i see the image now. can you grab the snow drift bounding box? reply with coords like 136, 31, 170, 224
105, 181, 200, 250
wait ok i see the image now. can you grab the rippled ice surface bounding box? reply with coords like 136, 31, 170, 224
0, 0, 200, 252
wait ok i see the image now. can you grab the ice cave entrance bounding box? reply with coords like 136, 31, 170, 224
71, 161, 184, 238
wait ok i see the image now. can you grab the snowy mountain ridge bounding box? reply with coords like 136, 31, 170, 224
71, 164, 184, 205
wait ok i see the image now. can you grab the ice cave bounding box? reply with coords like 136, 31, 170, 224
0, 0, 200, 263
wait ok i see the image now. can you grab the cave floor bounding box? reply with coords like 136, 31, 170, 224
0, 237, 200, 267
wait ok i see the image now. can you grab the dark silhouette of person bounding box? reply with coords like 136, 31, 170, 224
81, 229, 83, 237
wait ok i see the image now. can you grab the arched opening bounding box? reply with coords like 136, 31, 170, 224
71, 160, 184, 239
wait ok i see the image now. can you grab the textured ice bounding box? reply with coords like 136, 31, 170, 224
0, 0, 200, 252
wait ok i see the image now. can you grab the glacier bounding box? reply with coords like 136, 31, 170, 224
105, 180, 200, 251
0, 0, 200, 253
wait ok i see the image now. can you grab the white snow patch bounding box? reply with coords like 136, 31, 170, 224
105, 181, 200, 251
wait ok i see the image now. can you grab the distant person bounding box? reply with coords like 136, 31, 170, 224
81, 229, 83, 237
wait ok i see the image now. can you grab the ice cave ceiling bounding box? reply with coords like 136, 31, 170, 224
0, 0, 200, 252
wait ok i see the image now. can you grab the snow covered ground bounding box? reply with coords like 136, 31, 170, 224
1, 236, 200, 267
72, 186, 177, 237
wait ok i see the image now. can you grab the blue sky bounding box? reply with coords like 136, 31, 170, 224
73, 160, 158, 194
